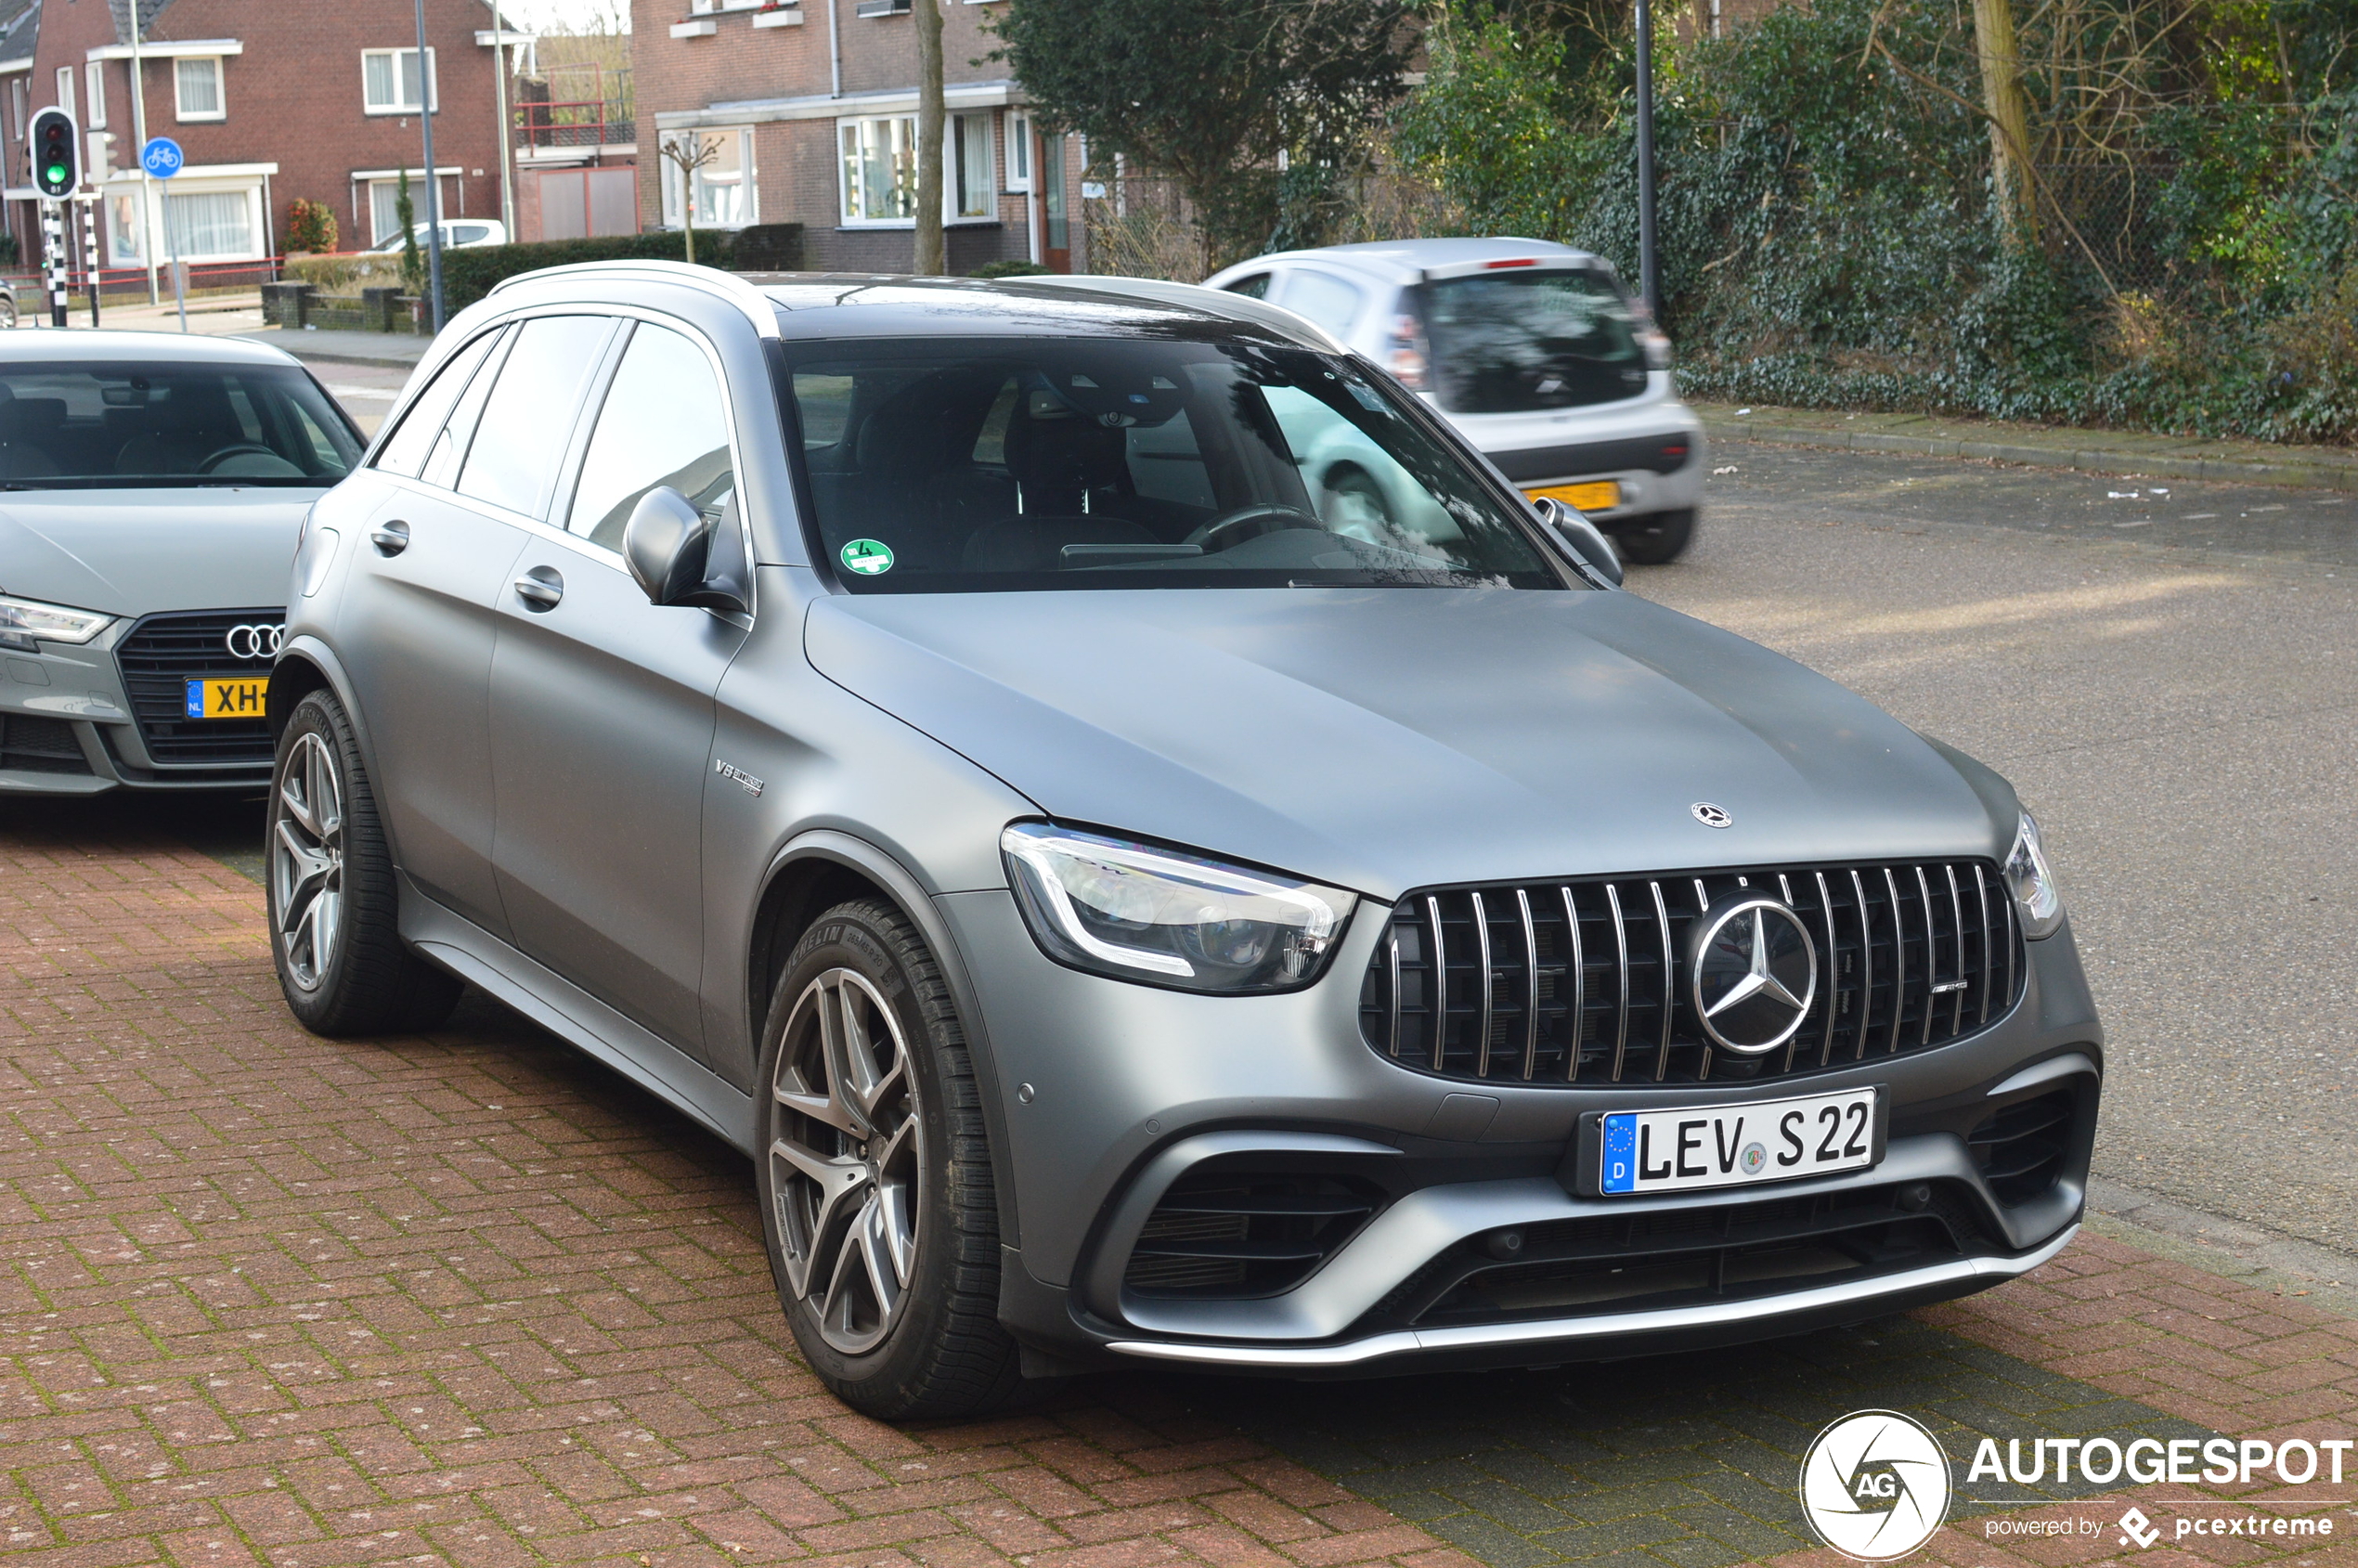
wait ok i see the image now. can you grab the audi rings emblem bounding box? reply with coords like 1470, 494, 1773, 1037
225, 623, 286, 659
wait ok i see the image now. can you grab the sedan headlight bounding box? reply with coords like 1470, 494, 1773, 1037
2002, 810, 2065, 940
0, 593, 112, 652
1002, 823, 1355, 993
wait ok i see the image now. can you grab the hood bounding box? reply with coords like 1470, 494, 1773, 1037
0, 487, 321, 617
804, 588, 2004, 901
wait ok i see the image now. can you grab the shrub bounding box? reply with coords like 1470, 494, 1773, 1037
969, 258, 1051, 278
285, 253, 404, 292
285, 198, 339, 254
435, 231, 736, 312
729, 223, 806, 271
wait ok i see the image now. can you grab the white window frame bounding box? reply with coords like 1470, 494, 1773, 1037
837, 112, 997, 227
9, 80, 24, 141
659, 127, 755, 230
174, 57, 225, 122
110, 174, 266, 266
1003, 109, 1031, 193
55, 66, 74, 120
84, 63, 106, 130
360, 47, 437, 115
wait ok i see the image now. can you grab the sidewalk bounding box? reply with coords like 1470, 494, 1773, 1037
60, 292, 434, 370
1697, 399, 2358, 493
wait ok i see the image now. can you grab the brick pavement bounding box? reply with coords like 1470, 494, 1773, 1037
5, 796, 2358, 1568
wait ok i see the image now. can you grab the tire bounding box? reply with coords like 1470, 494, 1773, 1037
1613, 508, 1695, 564
267, 689, 462, 1037
0, 294, 17, 330
755, 899, 1025, 1419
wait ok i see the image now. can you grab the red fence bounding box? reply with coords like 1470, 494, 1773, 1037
4, 254, 292, 302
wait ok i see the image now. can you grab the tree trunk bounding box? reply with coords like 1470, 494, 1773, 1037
1970, 0, 2039, 244
914, 0, 946, 275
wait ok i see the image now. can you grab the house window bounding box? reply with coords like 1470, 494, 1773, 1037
84, 63, 106, 130
175, 58, 225, 121
660, 129, 752, 229
361, 48, 436, 114
838, 113, 993, 226
166, 188, 256, 259
1004, 110, 1031, 192
55, 66, 74, 121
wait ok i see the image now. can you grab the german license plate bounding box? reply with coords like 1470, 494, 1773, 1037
185, 676, 267, 720
1525, 480, 1621, 513
1597, 1086, 1884, 1197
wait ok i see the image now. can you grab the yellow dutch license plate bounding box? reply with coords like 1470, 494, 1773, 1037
1525, 480, 1621, 513
185, 676, 267, 720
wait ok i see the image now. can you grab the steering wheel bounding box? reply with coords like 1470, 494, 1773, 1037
198, 444, 286, 473
1182, 503, 1322, 553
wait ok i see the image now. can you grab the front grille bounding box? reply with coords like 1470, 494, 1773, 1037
1123, 1173, 1382, 1299
114, 609, 282, 765
0, 714, 92, 773
1969, 1090, 2075, 1206
1393, 1183, 1989, 1328
1359, 861, 2021, 1086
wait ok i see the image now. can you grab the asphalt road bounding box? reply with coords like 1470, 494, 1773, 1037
1639, 442, 2358, 1261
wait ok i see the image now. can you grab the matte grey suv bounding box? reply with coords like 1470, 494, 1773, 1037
267, 262, 2101, 1419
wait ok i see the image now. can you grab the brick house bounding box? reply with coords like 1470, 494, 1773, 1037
631, 0, 1086, 274
0, 0, 523, 276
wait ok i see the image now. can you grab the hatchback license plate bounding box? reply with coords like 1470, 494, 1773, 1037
1594, 1086, 1884, 1197
186, 676, 267, 720
1525, 480, 1621, 513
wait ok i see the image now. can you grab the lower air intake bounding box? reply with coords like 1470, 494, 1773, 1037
1123, 1173, 1381, 1300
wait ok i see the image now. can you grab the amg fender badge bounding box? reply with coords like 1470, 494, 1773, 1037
715, 758, 764, 797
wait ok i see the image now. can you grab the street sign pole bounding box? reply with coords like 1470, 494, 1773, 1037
1635, 0, 1661, 322
415, 0, 446, 331
139, 136, 186, 332
78, 194, 99, 326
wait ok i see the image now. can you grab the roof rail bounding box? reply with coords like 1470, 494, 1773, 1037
1011, 273, 1344, 353
489, 259, 781, 338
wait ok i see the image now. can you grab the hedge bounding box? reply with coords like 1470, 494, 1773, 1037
436, 231, 738, 312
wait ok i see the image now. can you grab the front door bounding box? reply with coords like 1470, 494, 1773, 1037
486, 317, 749, 1058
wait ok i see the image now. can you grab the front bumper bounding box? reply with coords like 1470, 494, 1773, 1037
938, 888, 2101, 1377
1, 618, 275, 796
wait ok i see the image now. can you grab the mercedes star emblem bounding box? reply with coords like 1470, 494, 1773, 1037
1691, 896, 1819, 1054
1691, 801, 1732, 828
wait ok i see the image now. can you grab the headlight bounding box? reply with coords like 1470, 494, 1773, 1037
2002, 810, 2064, 940
0, 593, 112, 652
1002, 823, 1355, 993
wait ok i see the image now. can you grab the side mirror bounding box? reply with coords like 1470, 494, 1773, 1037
1532, 496, 1623, 588
623, 486, 748, 612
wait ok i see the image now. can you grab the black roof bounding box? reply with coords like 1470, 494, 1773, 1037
742, 274, 1316, 349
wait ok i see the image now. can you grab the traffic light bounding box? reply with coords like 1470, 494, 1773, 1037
31, 108, 77, 198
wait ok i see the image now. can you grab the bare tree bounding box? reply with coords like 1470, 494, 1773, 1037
659, 132, 723, 265
914, 0, 947, 275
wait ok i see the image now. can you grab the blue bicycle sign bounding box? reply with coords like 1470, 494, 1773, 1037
140, 137, 183, 178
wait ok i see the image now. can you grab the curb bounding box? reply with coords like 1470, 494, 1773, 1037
1705, 418, 2358, 493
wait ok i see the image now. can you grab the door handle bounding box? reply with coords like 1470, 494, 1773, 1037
369, 519, 410, 555
512, 566, 564, 611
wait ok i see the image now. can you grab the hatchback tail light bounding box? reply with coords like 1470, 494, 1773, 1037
1387, 313, 1429, 390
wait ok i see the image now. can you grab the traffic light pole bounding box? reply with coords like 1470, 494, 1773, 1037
40, 200, 66, 328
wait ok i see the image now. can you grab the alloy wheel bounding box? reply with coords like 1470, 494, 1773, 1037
770, 967, 924, 1355
271, 731, 345, 991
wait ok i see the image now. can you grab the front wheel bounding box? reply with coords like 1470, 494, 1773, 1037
0, 294, 18, 330
267, 689, 461, 1037
1613, 507, 1695, 564
756, 899, 1024, 1419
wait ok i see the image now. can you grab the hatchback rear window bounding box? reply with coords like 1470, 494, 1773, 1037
1419, 269, 1648, 415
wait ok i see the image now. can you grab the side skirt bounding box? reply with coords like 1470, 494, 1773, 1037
399, 875, 759, 1155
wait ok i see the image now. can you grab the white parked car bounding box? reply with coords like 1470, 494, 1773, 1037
366, 219, 509, 253
1204, 238, 1704, 563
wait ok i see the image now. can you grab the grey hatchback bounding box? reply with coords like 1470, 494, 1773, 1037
268, 262, 2101, 1419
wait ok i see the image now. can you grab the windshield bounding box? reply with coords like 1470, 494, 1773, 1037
787, 337, 1567, 593
0, 360, 362, 486
1420, 269, 1647, 414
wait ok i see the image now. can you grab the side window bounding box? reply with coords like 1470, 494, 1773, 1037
373, 327, 502, 479
1224, 272, 1272, 300
458, 315, 616, 517
1279, 270, 1364, 335
565, 322, 733, 552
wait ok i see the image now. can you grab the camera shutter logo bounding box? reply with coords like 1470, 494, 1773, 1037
1798, 1409, 1951, 1562
224, 624, 284, 660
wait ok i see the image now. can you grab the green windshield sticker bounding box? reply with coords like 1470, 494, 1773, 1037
840, 538, 895, 577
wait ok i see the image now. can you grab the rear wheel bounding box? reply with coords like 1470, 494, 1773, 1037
267, 690, 462, 1037
756, 899, 1024, 1419
1613, 507, 1695, 564
0, 294, 18, 330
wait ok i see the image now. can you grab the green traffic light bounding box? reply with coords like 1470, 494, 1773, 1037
43, 164, 66, 186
